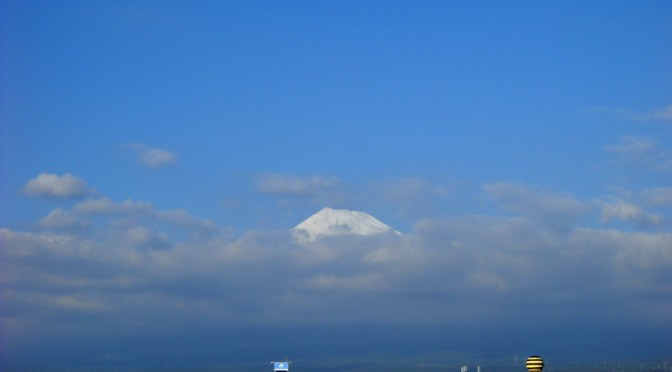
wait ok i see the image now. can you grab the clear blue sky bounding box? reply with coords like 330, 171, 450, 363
1, 0, 671, 368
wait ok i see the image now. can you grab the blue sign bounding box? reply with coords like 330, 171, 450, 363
274, 362, 289, 371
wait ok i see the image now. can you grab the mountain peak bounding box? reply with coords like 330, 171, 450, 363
292, 207, 398, 242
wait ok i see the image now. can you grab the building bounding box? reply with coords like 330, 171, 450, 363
272, 360, 290, 372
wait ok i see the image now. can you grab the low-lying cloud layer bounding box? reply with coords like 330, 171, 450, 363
2, 176, 670, 350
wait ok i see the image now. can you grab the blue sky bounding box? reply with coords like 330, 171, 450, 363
1, 0, 672, 368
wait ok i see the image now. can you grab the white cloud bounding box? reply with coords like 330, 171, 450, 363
569, 227, 672, 273
603, 136, 672, 173
69, 197, 217, 235
254, 173, 349, 209
122, 226, 172, 250
583, 104, 672, 122
127, 143, 178, 168
0, 228, 97, 258
650, 105, 672, 121
73, 197, 153, 215
22, 173, 93, 199
38, 208, 88, 230
604, 136, 657, 155
32, 197, 217, 255
483, 182, 584, 228
600, 197, 665, 228
155, 209, 217, 231
641, 187, 672, 207
138, 148, 178, 168
367, 178, 451, 218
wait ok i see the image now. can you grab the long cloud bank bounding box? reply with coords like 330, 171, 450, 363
2, 187, 670, 351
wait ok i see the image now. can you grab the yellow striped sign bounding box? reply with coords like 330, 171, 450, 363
526, 355, 544, 371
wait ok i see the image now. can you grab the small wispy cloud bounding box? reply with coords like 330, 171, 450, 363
603, 136, 672, 173
22, 173, 94, 199
583, 104, 672, 122
367, 177, 451, 219
127, 143, 178, 169
483, 181, 584, 227
73, 197, 153, 215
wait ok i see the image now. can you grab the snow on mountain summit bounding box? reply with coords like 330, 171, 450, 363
292, 207, 399, 242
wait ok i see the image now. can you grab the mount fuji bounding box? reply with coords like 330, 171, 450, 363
292, 207, 400, 242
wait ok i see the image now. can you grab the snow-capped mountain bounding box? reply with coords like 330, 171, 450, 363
292, 207, 399, 242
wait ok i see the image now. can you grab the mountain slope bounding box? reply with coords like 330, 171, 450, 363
292, 207, 399, 242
